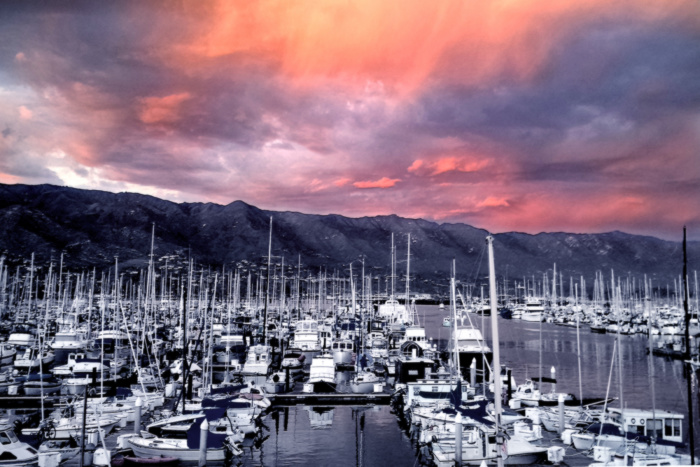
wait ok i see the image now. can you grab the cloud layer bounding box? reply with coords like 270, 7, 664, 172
1, 0, 698, 239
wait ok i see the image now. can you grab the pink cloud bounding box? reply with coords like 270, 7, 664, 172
353, 177, 401, 189
18, 106, 33, 120
333, 177, 352, 187
407, 159, 424, 172
138, 93, 191, 124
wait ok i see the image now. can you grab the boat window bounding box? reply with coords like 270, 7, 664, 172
0, 432, 11, 445
646, 418, 663, 438
664, 419, 681, 437
0, 452, 17, 460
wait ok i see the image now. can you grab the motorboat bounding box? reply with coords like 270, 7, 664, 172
0, 423, 39, 466
331, 339, 354, 368
13, 347, 54, 372
349, 369, 382, 394
305, 352, 336, 393
128, 413, 243, 462
290, 319, 320, 353
240, 345, 271, 385
21, 374, 62, 396
280, 347, 305, 376
263, 371, 294, 394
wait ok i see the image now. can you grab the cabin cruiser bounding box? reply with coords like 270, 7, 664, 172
13, 347, 54, 373
290, 319, 320, 353
331, 339, 354, 368
377, 298, 412, 329
240, 345, 271, 385
304, 352, 336, 393
454, 327, 492, 382
571, 407, 685, 455
0, 423, 39, 467
520, 297, 545, 322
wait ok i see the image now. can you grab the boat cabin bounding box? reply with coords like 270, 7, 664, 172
607, 408, 684, 444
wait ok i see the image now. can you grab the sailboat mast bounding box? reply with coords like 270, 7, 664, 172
451, 260, 458, 375
486, 236, 504, 467
391, 233, 395, 299
262, 216, 272, 344
683, 226, 696, 464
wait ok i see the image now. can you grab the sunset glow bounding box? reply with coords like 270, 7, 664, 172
0, 0, 698, 239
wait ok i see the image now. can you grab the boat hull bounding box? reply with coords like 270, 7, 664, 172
128, 439, 225, 462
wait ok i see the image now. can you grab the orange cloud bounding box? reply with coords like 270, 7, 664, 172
477, 197, 510, 208
353, 177, 400, 189
162, 0, 695, 95
333, 177, 352, 187
409, 156, 490, 176
138, 93, 191, 124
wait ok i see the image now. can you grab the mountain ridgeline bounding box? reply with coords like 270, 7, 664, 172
0, 184, 697, 294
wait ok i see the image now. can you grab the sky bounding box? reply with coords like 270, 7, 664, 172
0, 1, 699, 240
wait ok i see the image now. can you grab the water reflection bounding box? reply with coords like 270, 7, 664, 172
306, 407, 334, 429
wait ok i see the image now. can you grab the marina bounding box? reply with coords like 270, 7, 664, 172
0, 231, 698, 467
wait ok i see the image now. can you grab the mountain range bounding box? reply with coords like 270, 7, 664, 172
0, 183, 697, 296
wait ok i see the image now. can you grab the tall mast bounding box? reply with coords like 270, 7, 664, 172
683, 227, 695, 464
262, 216, 272, 344
405, 234, 410, 305
391, 233, 395, 299
487, 236, 504, 467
